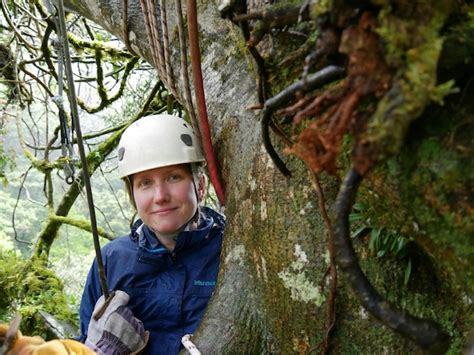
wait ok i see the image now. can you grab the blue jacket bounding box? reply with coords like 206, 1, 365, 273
78, 207, 224, 354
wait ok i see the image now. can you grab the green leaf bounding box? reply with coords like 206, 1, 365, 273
349, 213, 364, 222
352, 203, 366, 212
395, 238, 406, 255
369, 227, 383, 251
351, 226, 371, 239
388, 234, 399, 253
404, 258, 412, 286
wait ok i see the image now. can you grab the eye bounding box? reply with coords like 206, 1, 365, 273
135, 178, 152, 189
167, 173, 183, 183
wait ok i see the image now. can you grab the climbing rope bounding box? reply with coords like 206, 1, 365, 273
137, 0, 226, 207
48, 0, 109, 299
175, 0, 200, 145
140, 0, 169, 94
181, 334, 201, 355
44, 0, 76, 185
186, 0, 225, 207
159, 0, 177, 97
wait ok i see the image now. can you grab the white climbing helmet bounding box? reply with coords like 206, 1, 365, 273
117, 114, 205, 178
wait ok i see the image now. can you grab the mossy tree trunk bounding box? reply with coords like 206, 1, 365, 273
33, 123, 126, 257
61, 0, 473, 353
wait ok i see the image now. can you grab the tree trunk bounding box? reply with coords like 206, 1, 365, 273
62, 0, 473, 353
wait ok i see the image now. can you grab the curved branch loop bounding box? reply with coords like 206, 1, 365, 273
334, 168, 450, 353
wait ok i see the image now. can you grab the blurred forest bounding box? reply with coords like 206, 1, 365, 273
0, 112, 131, 308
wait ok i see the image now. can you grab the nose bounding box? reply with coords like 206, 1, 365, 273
153, 183, 170, 204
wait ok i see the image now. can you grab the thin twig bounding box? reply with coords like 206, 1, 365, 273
12, 166, 34, 245
1, 0, 39, 50
98, 164, 130, 221
309, 171, 337, 355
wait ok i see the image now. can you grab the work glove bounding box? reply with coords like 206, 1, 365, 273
1, 320, 95, 354
85, 290, 149, 355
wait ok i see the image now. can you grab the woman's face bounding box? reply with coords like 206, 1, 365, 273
132, 164, 202, 236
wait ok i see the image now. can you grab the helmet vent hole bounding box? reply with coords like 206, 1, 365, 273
181, 134, 193, 146
183, 123, 188, 128
118, 147, 125, 161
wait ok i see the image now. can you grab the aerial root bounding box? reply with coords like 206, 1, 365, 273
333, 168, 450, 353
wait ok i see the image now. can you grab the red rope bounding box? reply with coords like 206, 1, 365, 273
187, 0, 225, 206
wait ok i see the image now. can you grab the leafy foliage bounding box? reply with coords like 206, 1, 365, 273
0, 249, 77, 339
350, 203, 413, 285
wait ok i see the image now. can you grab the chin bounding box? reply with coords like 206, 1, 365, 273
155, 225, 180, 235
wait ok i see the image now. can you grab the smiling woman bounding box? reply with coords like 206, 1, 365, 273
132, 164, 204, 247
77, 114, 225, 355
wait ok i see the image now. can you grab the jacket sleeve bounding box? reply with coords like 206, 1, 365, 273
78, 258, 102, 343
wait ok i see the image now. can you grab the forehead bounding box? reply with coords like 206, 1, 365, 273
132, 163, 192, 179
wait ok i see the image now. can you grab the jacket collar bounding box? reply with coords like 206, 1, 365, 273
130, 206, 224, 254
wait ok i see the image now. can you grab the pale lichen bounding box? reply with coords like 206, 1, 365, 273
260, 200, 268, 220
225, 244, 247, 266
249, 177, 257, 192
278, 244, 325, 306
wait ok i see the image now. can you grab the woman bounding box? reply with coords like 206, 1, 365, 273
78, 114, 225, 354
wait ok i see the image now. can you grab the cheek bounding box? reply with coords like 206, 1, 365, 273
175, 183, 197, 205
133, 190, 151, 210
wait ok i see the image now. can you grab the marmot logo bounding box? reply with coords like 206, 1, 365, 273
193, 280, 216, 286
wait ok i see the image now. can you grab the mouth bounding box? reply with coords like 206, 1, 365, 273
152, 207, 177, 215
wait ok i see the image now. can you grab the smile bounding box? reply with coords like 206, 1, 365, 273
152, 208, 177, 215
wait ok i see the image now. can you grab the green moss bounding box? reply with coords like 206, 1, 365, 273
309, 0, 330, 19
68, 32, 132, 59
375, 7, 413, 67
0, 249, 77, 338
48, 213, 112, 239
331, 237, 470, 354
334, 22, 473, 343
342, 84, 473, 351
365, 0, 457, 161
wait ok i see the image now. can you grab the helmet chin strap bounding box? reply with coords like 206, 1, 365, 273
154, 205, 199, 240
151, 206, 200, 249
